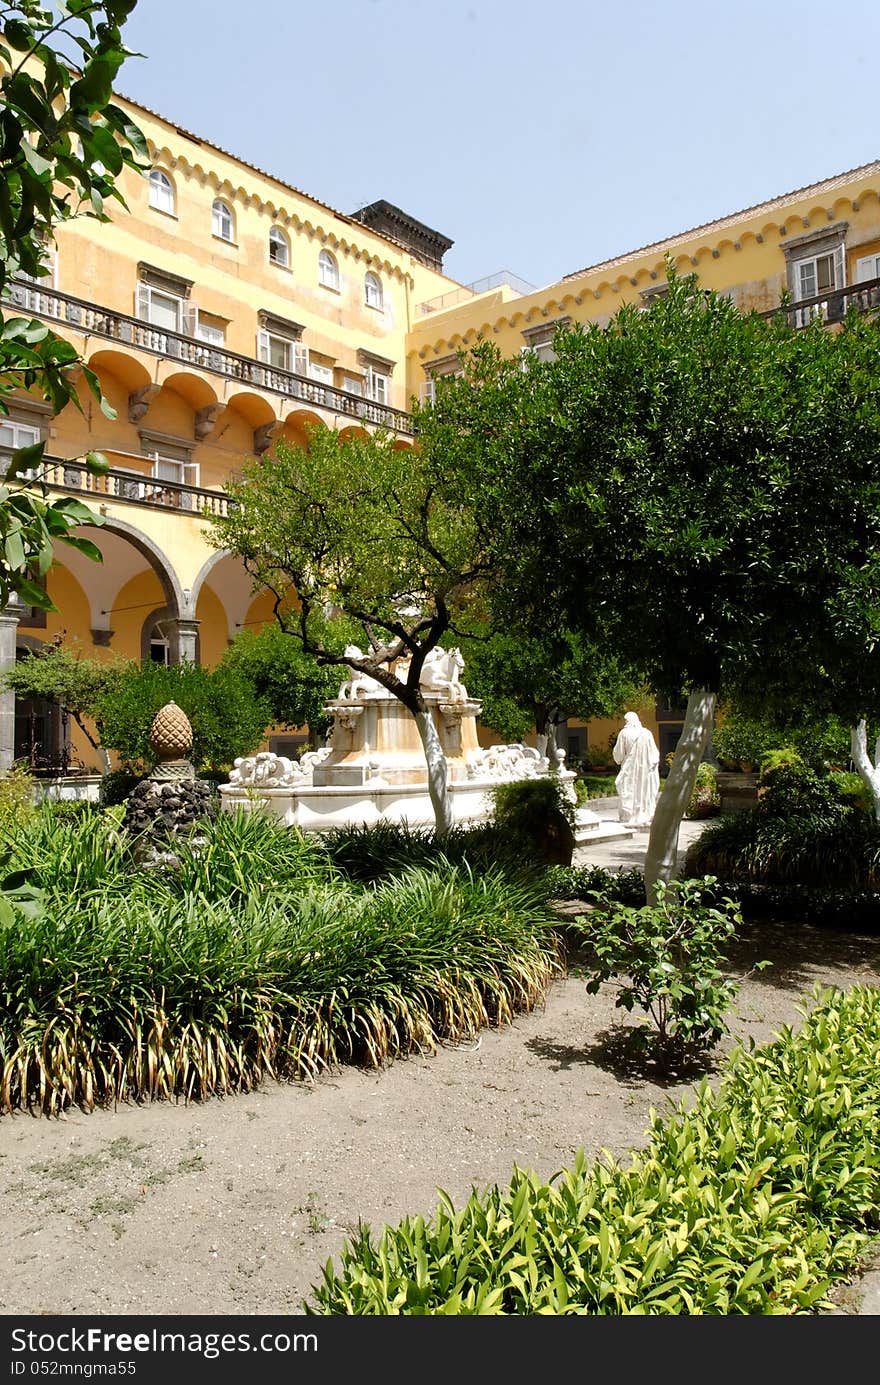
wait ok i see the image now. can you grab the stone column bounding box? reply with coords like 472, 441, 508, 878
0, 601, 23, 772
174, 618, 200, 665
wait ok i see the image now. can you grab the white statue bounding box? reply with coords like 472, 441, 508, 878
612, 711, 660, 827
419, 646, 468, 701
337, 645, 383, 699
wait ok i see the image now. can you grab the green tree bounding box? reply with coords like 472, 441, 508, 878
92, 660, 271, 772
0, 2, 148, 610
462, 621, 640, 761
218, 623, 341, 747
0, 636, 123, 768
420, 275, 880, 895
211, 426, 494, 833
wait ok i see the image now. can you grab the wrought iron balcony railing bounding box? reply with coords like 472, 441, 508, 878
5, 279, 415, 435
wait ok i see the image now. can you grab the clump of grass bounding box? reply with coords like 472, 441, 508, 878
0, 848, 561, 1115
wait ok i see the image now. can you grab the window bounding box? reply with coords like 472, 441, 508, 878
258, 330, 308, 374
149, 625, 171, 665
855, 252, 880, 283
212, 199, 234, 242
364, 272, 383, 310
419, 354, 462, 405
795, 251, 839, 301
318, 249, 339, 290
342, 374, 363, 396
521, 317, 571, 365
149, 170, 175, 215
135, 266, 197, 354
365, 367, 390, 404
140, 433, 198, 510
137, 284, 183, 332
0, 418, 42, 481
195, 316, 226, 370
269, 227, 290, 267
782, 223, 847, 327
257, 314, 308, 387
5, 240, 56, 314
357, 349, 394, 407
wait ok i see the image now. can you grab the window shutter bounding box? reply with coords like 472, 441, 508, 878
135, 283, 151, 320
257, 329, 270, 363
181, 304, 198, 337
855, 253, 880, 283
293, 343, 309, 376
833, 243, 846, 288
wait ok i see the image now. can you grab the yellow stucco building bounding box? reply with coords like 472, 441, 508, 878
3, 89, 879, 778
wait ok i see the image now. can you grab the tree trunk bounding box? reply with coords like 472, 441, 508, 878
643, 688, 716, 901
850, 719, 880, 823
414, 706, 453, 836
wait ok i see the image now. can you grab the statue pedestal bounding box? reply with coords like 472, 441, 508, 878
221, 688, 569, 833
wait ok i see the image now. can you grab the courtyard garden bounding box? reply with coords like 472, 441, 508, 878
1, 781, 879, 1315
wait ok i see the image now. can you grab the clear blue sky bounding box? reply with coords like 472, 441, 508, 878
121, 0, 880, 289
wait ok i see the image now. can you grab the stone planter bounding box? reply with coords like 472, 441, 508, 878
715, 770, 759, 815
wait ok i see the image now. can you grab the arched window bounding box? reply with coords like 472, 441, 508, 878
318, 249, 339, 290
268, 226, 289, 267
148, 169, 175, 214
212, 198, 234, 242
364, 271, 383, 310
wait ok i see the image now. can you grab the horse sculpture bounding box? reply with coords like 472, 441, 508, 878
419, 646, 468, 701
337, 645, 383, 699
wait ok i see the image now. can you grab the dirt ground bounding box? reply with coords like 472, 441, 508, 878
2, 898, 879, 1316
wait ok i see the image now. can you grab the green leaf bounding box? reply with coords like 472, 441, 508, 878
4, 19, 33, 51
20, 140, 52, 179
50, 496, 104, 524
5, 441, 45, 478
58, 533, 103, 562
12, 575, 54, 610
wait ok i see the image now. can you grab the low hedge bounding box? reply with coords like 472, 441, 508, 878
307, 984, 880, 1314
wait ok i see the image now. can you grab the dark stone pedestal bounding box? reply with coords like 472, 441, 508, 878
715, 771, 759, 815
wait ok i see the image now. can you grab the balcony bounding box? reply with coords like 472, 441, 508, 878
4, 280, 415, 436
760, 275, 880, 328
41, 452, 231, 518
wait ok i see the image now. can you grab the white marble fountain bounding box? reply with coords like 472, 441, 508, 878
220, 646, 631, 843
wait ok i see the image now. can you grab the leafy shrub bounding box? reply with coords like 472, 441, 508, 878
0, 811, 562, 1114
712, 707, 779, 768
721, 881, 880, 932
686, 762, 880, 891
831, 771, 874, 816
322, 820, 529, 883
684, 762, 720, 819
0, 763, 36, 829
490, 777, 576, 865
583, 741, 614, 769
578, 876, 744, 1063
543, 863, 645, 905
93, 661, 271, 771
98, 767, 141, 807
308, 985, 880, 1314
38, 799, 96, 823
576, 773, 618, 799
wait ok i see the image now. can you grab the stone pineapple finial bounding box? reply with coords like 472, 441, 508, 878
149, 700, 193, 763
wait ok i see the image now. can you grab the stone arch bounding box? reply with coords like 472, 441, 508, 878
85, 515, 187, 619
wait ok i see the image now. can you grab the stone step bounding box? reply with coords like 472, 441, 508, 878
573, 806, 634, 845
